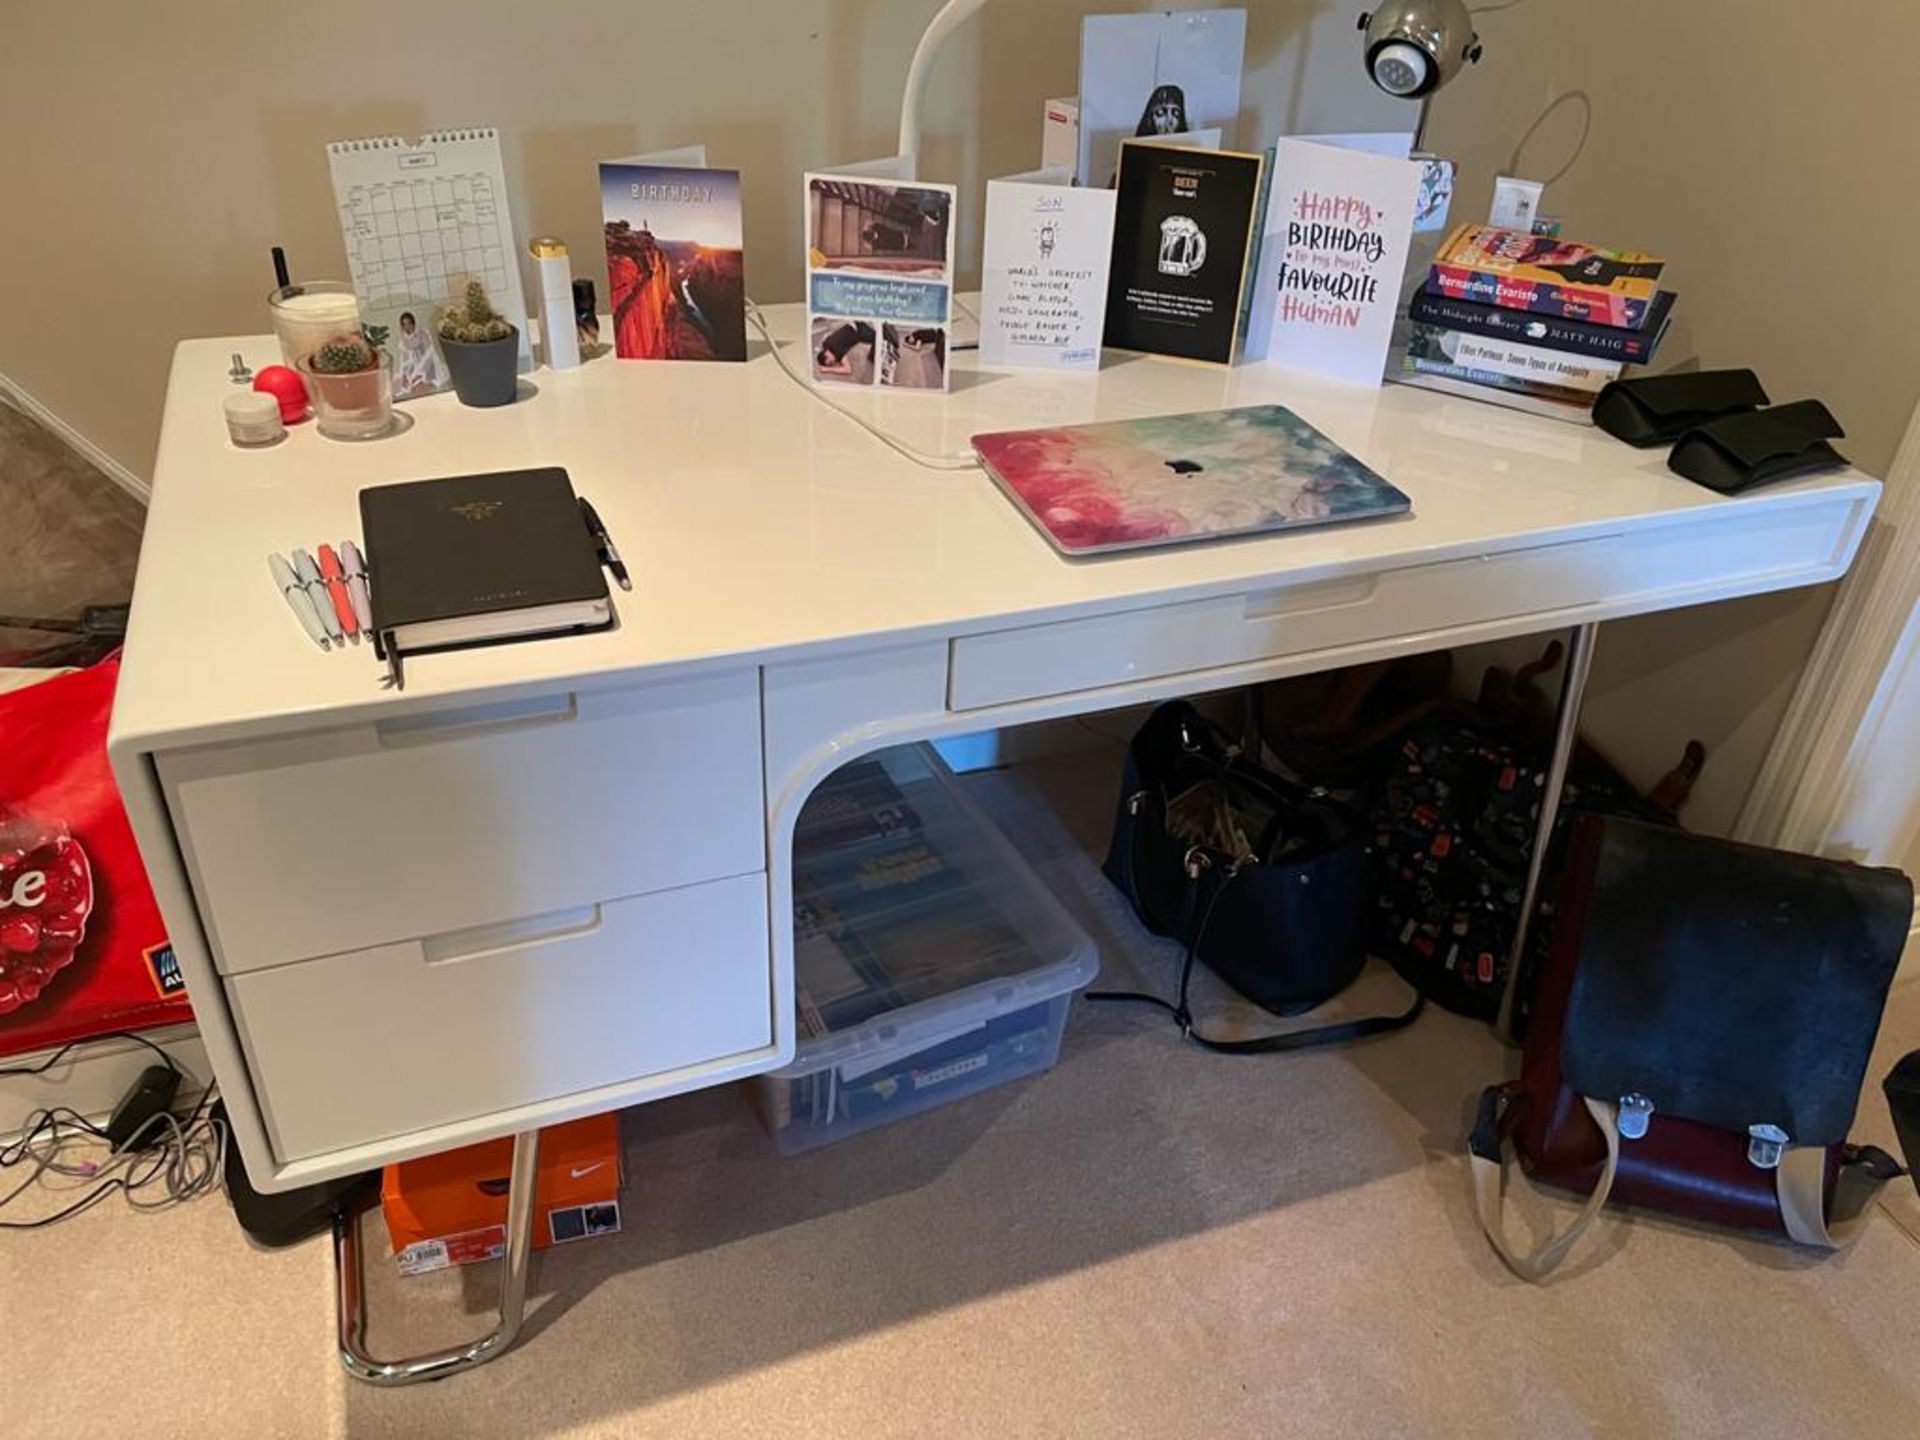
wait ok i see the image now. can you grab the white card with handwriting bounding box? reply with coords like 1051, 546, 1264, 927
979, 167, 1118, 372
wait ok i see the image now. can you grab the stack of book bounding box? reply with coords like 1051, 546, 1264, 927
1396, 223, 1675, 424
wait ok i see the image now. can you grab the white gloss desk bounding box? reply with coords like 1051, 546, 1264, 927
109, 305, 1880, 1381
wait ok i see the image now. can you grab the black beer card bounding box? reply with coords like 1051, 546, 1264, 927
1103, 141, 1264, 366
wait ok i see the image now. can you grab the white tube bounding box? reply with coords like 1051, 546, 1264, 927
529, 238, 581, 371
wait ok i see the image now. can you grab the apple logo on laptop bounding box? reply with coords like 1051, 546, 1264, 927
1164, 458, 1204, 475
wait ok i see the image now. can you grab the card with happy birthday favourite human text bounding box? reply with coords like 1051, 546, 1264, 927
1260, 136, 1423, 384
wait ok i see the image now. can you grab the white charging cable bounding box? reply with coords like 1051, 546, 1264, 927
744, 301, 980, 473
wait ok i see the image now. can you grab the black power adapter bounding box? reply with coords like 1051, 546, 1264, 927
104, 1065, 181, 1152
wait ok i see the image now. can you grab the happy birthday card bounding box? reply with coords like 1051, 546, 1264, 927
1260, 137, 1423, 384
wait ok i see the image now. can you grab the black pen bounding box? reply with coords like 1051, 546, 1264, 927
577, 496, 631, 591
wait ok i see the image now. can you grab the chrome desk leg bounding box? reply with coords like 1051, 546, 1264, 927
335, 1128, 541, 1386
1495, 623, 1599, 1043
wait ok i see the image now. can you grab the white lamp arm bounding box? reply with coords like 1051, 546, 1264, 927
897, 0, 989, 170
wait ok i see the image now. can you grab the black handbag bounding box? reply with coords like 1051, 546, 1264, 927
1097, 702, 1422, 1053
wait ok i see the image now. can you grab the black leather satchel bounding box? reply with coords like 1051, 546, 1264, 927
1097, 702, 1422, 1054
1560, 817, 1909, 1145
1472, 815, 1913, 1279
1592, 369, 1769, 446
1667, 399, 1847, 493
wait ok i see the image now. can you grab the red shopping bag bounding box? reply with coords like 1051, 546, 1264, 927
0, 657, 188, 1056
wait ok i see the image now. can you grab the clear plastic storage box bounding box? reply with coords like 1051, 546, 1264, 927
756, 744, 1097, 1155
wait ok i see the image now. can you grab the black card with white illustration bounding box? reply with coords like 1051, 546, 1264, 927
1104, 141, 1264, 365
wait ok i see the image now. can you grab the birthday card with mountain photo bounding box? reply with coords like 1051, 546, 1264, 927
599, 146, 747, 362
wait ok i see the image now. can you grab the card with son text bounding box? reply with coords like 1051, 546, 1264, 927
979, 166, 1117, 372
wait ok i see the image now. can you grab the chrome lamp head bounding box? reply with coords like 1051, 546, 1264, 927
1358, 0, 1483, 99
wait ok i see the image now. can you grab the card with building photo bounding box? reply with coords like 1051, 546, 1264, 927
804, 174, 956, 391
1077, 8, 1246, 188
1104, 140, 1263, 366
599, 146, 747, 362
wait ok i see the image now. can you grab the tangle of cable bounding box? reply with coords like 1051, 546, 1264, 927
744, 300, 982, 472
0, 1033, 227, 1230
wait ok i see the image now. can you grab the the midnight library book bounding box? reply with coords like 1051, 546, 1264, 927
1103, 141, 1264, 366
1408, 287, 1676, 364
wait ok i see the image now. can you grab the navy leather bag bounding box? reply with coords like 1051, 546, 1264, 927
1097, 702, 1422, 1054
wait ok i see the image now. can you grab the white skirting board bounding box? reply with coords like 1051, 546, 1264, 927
1, 1024, 209, 1143
0, 365, 151, 503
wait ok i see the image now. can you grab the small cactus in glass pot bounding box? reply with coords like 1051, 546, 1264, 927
435, 279, 520, 407
309, 334, 377, 374
296, 330, 393, 440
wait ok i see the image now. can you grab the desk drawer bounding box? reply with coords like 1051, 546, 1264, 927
161, 668, 764, 973
949, 503, 1858, 711
950, 542, 1618, 709
227, 871, 772, 1163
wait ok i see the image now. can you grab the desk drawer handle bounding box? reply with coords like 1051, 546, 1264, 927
1242, 574, 1377, 622
421, 903, 603, 965
375, 692, 579, 747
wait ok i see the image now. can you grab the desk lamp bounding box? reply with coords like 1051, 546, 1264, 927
896, 0, 1486, 175
1358, 0, 1484, 150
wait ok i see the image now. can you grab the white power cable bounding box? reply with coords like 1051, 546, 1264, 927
745, 301, 981, 472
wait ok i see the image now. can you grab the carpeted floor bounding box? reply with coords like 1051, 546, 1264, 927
0, 395, 145, 661
5, 749, 1919, 1440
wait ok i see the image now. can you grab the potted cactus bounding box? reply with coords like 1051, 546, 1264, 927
436, 280, 520, 407
296, 332, 394, 440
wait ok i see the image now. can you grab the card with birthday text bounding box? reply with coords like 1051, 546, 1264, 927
1261, 137, 1422, 384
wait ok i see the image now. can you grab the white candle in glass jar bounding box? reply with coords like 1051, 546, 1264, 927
270, 285, 362, 370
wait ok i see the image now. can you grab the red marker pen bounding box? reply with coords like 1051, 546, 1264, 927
316, 544, 359, 642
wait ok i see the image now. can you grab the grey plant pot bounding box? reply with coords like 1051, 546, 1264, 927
440, 326, 520, 407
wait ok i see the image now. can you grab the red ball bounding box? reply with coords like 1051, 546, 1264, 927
253, 364, 310, 422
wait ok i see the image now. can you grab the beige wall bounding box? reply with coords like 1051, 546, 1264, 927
6, 1, 1916, 835
0, 0, 1403, 479
1423, 1, 1920, 836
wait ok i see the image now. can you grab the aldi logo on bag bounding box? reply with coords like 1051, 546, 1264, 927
145, 943, 184, 998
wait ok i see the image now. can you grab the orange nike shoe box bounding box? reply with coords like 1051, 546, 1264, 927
382, 1113, 624, 1276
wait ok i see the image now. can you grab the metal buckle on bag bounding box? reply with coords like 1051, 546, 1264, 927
1183, 846, 1212, 880
1617, 1093, 1655, 1140
1747, 1124, 1789, 1170
1177, 718, 1238, 760
1126, 791, 1149, 817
